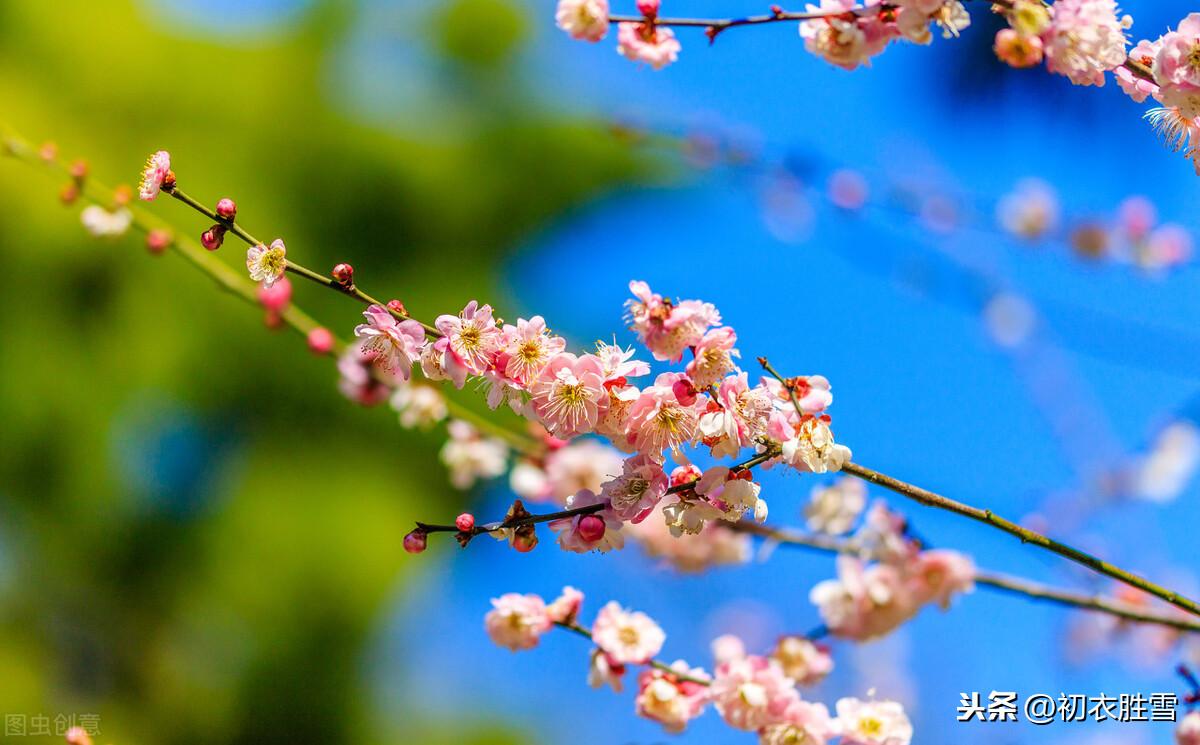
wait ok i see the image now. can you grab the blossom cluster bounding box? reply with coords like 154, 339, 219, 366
331, 278, 850, 555
484, 586, 913, 743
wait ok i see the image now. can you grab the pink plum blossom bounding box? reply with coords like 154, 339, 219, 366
625, 507, 751, 572
337, 342, 391, 406
439, 420, 508, 489
389, 383, 448, 429
810, 556, 919, 641
354, 304, 427, 380
556, 0, 609, 41
435, 301, 503, 383
139, 150, 171, 200
600, 453, 669, 521
624, 373, 705, 454
588, 648, 626, 692
1152, 14, 1200, 96
499, 315, 566, 387
805, 477, 867, 535
760, 699, 836, 745
994, 28, 1044, 67
709, 654, 799, 731
546, 586, 584, 624
800, 2, 895, 71
698, 373, 773, 458
591, 600, 665, 664
836, 697, 913, 745
634, 663, 710, 733
617, 21, 681, 70
686, 326, 739, 389
485, 592, 553, 651
548, 489, 625, 553
772, 636, 835, 687
1116, 39, 1161, 101
1041, 0, 1130, 87
779, 416, 852, 474
696, 466, 765, 522
625, 281, 720, 362
530, 353, 608, 438
908, 549, 976, 609
246, 239, 287, 287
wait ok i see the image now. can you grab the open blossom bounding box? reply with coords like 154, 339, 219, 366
601, 453, 668, 521
595, 339, 652, 382
625, 373, 703, 454
81, 205, 132, 237
354, 304, 426, 380
138, 150, 171, 200
836, 697, 913, 745
589, 648, 626, 692
439, 420, 508, 489
800, 1, 893, 71
499, 316, 566, 387
908, 549, 976, 609
389, 382, 447, 429
1178, 711, 1200, 745
548, 489, 625, 553
435, 301, 503, 384
1041, 0, 1130, 87
699, 373, 773, 458
805, 477, 867, 534
761, 700, 836, 745
485, 592, 553, 651
997, 178, 1060, 240
246, 239, 287, 287
661, 497, 725, 537
811, 556, 918, 641
547, 586, 584, 624
1153, 14, 1200, 98
617, 21, 680, 70
686, 326, 739, 389
530, 353, 608, 438
626, 506, 751, 572
771, 636, 834, 687
780, 416, 852, 474
591, 600, 665, 664
696, 466, 765, 522
856, 501, 919, 565
337, 342, 391, 406
763, 374, 833, 415
635, 663, 710, 733
626, 281, 720, 362
556, 0, 608, 42
994, 28, 1044, 67
894, 0, 969, 44
546, 439, 624, 503
710, 654, 798, 731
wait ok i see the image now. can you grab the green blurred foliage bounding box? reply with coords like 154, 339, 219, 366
0, 1, 644, 743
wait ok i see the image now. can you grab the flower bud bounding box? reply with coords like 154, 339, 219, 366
113, 184, 133, 206
39, 141, 57, 162
636, 0, 660, 18
332, 262, 354, 287
403, 529, 428, 554
69, 159, 88, 181
216, 197, 237, 220
307, 327, 335, 355
201, 224, 226, 251
258, 276, 292, 312
672, 378, 698, 406
455, 512, 476, 532
387, 298, 408, 316
65, 727, 94, 745
59, 182, 79, 205
146, 229, 172, 255
577, 514, 607, 543
512, 528, 538, 552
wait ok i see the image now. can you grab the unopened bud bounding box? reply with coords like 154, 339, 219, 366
511, 527, 538, 553
403, 529, 428, 554
577, 514, 607, 543
332, 262, 354, 287
146, 229, 172, 255
386, 298, 408, 316
201, 224, 226, 251
455, 513, 476, 532
672, 378, 698, 406
69, 159, 88, 181
113, 184, 133, 206
215, 197, 237, 220
59, 182, 79, 205
307, 327, 335, 355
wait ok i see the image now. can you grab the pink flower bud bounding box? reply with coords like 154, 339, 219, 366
59, 182, 79, 205
307, 327, 335, 355
403, 530, 428, 554
146, 229, 172, 255
113, 185, 133, 206
512, 530, 538, 553
201, 224, 226, 251
38, 141, 57, 161
65, 727, 93, 745
672, 378, 698, 406
386, 298, 408, 316
332, 262, 354, 287
69, 160, 88, 180
455, 513, 476, 532
636, 0, 660, 18
577, 514, 607, 543
216, 197, 237, 220
258, 276, 292, 312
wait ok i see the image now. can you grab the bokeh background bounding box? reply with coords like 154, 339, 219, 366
1, 1, 1198, 743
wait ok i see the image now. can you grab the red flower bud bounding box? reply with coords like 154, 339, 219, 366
332, 262, 354, 287
146, 229, 172, 255
577, 514, 607, 543
215, 197, 237, 220
403, 530, 428, 554
455, 513, 476, 532
201, 224, 226, 251
307, 327, 335, 355
386, 298, 408, 316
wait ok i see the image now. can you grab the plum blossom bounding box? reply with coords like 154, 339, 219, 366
625, 373, 704, 454
435, 301, 503, 384
686, 326, 740, 389
556, 0, 609, 41
439, 419, 508, 489
1041, 0, 1130, 87
389, 382, 447, 429
547, 586, 584, 624
548, 489, 625, 553
699, 373, 773, 458
499, 316, 566, 387
246, 239, 287, 287
805, 477, 867, 535
710, 634, 746, 666
337, 343, 391, 406
354, 304, 426, 380
626, 281, 720, 362
908, 549, 976, 609
836, 697, 913, 745
810, 556, 918, 641
709, 654, 799, 731
696, 466, 765, 523
997, 179, 1060, 240
634, 663, 710, 733
994, 28, 1044, 68
588, 648, 626, 692
485, 593, 553, 651
763, 374, 834, 415
591, 601, 665, 664
800, 1, 894, 71
625, 507, 751, 572
531, 353, 608, 438
760, 700, 836, 745
661, 497, 725, 537
80, 205, 132, 237
617, 21, 681, 70
601, 453, 669, 521
139, 150, 171, 200
771, 636, 835, 687
1178, 711, 1200, 745
543, 439, 624, 504
1152, 14, 1200, 98
780, 416, 852, 474
1116, 38, 1161, 101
